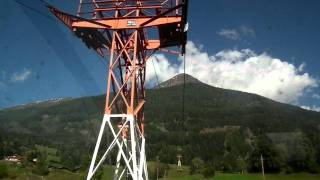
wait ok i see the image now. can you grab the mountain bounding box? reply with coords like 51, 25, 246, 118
0, 74, 320, 172
155, 73, 203, 88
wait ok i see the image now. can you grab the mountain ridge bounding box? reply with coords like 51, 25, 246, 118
155, 73, 204, 88
1, 74, 318, 113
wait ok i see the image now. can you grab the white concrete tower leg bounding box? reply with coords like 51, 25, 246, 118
87, 115, 109, 180
129, 115, 138, 179
138, 138, 145, 180
144, 154, 149, 180
113, 141, 123, 180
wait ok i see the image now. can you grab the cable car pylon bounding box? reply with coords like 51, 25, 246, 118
47, 1, 188, 179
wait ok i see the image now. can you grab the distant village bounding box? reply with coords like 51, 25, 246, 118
3, 154, 37, 165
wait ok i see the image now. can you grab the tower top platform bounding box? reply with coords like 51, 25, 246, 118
48, 0, 188, 56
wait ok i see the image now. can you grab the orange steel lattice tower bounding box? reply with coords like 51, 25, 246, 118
48, 1, 188, 179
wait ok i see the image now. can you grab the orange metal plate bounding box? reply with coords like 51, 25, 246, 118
72, 17, 182, 29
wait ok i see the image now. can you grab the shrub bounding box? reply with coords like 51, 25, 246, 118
32, 151, 49, 175
0, 161, 9, 178
202, 162, 215, 178
149, 162, 170, 179
190, 157, 204, 174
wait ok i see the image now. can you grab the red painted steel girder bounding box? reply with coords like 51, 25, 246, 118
48, 0, 188, 134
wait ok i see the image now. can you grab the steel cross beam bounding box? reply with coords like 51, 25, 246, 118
105, 29, 147, 130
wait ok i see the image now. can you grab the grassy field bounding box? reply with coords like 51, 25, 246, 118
4, 170, 320, 180
145, 162, 320, 180
2, 161, 320, 180
212, 173, 320, 180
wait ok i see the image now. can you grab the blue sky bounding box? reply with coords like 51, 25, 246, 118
0, 0, 319, 110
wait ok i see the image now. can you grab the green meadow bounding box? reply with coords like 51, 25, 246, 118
2, 161, 320, 180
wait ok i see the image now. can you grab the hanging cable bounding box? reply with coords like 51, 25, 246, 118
151, 57, 160, 87
13, 0, 56, 21
95, 52, 109, 69
182, 53, 186, 125
151, 56, 161, 123
39, 0, 50, 6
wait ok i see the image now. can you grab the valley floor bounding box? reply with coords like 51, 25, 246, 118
3, 164, 320, 180
4, 171, 320, 180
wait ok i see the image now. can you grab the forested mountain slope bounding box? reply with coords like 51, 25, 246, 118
0, 74, 319, 172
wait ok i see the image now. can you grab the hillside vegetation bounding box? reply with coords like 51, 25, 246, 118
0, 74, 320, 178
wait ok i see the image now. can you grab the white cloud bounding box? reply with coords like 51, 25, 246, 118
312, 94, 320, 100
218, 26, 255, 41
240, 26, 256, 37
298, 62, 306, 72
147, 41, 318, 104
301, 105, 320, 112
11, 68, 32, 82
146, 54, 179, 85
217, 29, 240, 40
